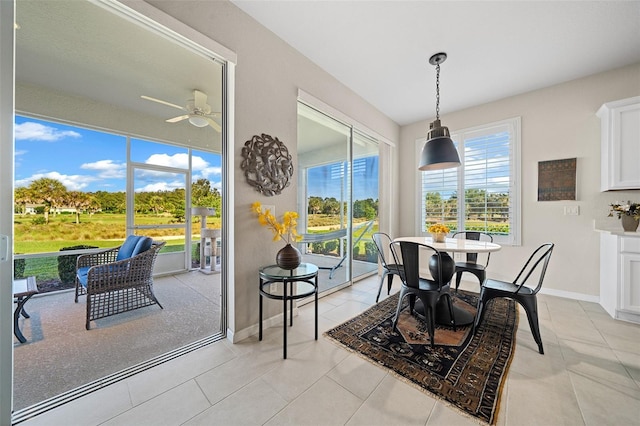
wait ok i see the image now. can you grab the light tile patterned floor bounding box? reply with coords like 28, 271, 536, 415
20, 275, 640, 425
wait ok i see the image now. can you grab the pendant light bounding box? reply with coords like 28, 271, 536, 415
418, 52, 461, 171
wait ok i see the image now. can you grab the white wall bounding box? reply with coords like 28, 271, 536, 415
146, 0, 400, 336
399, 63, 640, 300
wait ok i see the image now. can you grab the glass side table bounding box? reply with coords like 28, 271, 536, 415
259, 263, 318, 359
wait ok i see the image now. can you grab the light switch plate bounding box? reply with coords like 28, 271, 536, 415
564, 206, 580, 216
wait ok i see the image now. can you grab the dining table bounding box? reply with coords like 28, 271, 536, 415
393, 236, 502, 326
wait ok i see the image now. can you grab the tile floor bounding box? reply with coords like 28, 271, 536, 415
20, 275, 640, 425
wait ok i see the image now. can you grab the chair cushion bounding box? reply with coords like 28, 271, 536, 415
77, 266, 90, 288
116, 235, 144, 261
131, 237, 153, 257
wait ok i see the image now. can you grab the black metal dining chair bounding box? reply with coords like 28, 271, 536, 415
452, 231, 493, 292
372, 232, 404, 302
474, 243, 554, 354
390, 240, 456, 347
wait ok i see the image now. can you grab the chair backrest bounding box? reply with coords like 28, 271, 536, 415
391, 241, 445, 290
452, 231, 493, 266
372, 232, 393, 267
116, 235, 153, 261
513, 243, 554, 294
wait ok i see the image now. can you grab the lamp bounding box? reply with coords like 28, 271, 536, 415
418, 52, 461, 171
188, 114, 209, 128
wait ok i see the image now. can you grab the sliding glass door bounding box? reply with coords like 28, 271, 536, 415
297, 102, 379, 294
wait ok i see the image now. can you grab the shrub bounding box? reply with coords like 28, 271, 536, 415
32, 216, 46, 225
57, 245, 98, 285
14, 258, 25, 278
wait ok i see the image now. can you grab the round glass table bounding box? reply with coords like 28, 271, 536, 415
259, 263, 318, 359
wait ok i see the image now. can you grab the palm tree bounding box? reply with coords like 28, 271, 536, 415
65, 191, 92, 224
28, 178, 67, 224
14, 186, 31, 215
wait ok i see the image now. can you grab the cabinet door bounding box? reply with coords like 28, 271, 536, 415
599, 98, 640, 190
621, 252, 640, 314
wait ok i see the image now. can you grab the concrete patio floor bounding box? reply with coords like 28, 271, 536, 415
13, 270, 221, 411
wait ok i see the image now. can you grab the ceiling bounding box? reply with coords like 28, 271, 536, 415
231, 1, 640, 126
16, 0, 222, 135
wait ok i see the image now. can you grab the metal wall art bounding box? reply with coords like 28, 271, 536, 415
241, 133, 293, 196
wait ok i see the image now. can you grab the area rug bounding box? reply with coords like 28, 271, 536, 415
324, 290, 518, 424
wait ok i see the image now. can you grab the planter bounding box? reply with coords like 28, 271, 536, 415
621, 215, 639, 232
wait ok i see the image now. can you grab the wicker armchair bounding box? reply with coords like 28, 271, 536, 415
74, 236, 165, 330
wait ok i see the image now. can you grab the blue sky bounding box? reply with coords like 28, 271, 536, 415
15, 116, 222, 193
307, 156, 379, 200
15, 116, 378, 199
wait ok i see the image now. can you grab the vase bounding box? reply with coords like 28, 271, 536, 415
276, 243, 301, 270
621, 215, 639, 232
431, 232, 447, 243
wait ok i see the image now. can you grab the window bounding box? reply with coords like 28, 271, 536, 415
417, 117, 521, 245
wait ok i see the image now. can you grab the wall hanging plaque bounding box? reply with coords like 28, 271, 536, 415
241, 133, 293, 196
538, 158, 577, 201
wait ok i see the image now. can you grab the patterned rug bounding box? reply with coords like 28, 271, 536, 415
324, 290, 517, 424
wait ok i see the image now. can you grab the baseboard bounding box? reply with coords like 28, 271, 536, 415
227, 309, 299, 344
539, 287, 599, 303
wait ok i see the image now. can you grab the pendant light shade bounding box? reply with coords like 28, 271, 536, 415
418, 52, 461, 171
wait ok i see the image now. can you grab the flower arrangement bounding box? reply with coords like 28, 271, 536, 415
427, 223, 450, 243
427, 223, 450, 234
251, 201, 302, 244
609, 201, 640, 220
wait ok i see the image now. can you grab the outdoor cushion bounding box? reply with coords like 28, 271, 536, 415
116, 235, 144, 261
131, 236, 153, 257
77, 266, 90, 288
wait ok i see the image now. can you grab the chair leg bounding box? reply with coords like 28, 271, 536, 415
375, 271, 388, 303
392, 287, 407, 328
443, 293, 457, 331
455, 271, 463, 292
474, 293, 489, 333
519, 297, 544, 354
387, 274, 394, 295
427, 303, 436, 347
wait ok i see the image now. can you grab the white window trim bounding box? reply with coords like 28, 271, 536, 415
415, 117, 521, 246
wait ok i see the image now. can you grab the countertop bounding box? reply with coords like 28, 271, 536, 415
594, 220, 640, 237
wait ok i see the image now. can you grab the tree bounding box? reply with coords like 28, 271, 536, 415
65, 191, 92, 224
148, 195, 165, 216
14, 186, 31, 215
308, 196, 323, 215
28, 178, 67, 224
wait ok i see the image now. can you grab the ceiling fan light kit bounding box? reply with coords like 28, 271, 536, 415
141, 89, 221, 131
188, 115, 210, 127
418, 52, 461, 171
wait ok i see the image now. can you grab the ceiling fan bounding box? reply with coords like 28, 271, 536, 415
141, 89, 221, 132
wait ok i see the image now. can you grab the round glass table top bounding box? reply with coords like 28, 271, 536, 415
259, 263, 319, 280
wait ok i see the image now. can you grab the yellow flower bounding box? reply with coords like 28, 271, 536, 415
251, 201, 302, 244
427, 223, 450, 234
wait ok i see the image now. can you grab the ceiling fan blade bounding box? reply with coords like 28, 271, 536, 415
141, 95, 186, 111
193, 89, 208, 110
207, 117, 222, 132
166, 115, 189, 123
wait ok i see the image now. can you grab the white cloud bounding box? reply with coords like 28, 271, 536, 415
15, 122, 81, 141
15, 171, 99, 191
81, 160, 126, 179
135, 181, 184, 192
145, 153, 190, 168
193, 166, 222, 181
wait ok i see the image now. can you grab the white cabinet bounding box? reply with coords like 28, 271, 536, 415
597, 96, 640, 191
599, 232, 640, 324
